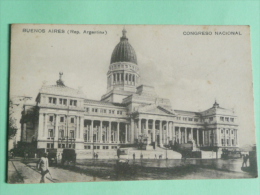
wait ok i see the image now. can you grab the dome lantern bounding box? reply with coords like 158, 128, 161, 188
110, 28, 137, 65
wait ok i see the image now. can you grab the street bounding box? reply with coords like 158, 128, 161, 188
8, 157, 256, 184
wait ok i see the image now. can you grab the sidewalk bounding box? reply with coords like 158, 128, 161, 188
9, 159, 106, 184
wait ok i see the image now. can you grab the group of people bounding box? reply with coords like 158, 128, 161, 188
242, 154, 249, 167
93, 152, 99, 159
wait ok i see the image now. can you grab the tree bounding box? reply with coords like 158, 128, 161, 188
8, 99, 18, 139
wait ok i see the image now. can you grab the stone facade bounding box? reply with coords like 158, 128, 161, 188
20, 29, 239, 156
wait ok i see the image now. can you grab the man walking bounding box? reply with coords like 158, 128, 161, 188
37, 153, 49, 183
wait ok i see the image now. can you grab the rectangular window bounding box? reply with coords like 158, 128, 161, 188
95, 109, 98, 112
112, 110, 115, 114
221, 130, 223, 134
47, 143, 54, 148
49, 97, 52, 103
53, 98, 57, 104
232, 139, 234, 146
220, 117, 224, 121
104, 109, 106, 113
62, 144, 65, 148
226, 139, 229, 145
58, 144, 61, 148
103, 146, 106, 149
59, 98, 63, 104
71, 118, 74, 123
117, 111, 120, 114
97, 146, 100, 149
60, 117, 64, 122
225, 117, 229, 122
48, 129, 53, 138
70, 100, 73, 106
63, 99, 67, 105
194, 118, 198, 122
94, 146, 96, 149
230, 118, 234, 122
74, 100, 77, 106
188, 118, 193, 121
209, 117, 213, 121
68, 144, 71, 148
183, 117, 187, 121
70, 130, 75, 139
109, 110, 111, 114
59, 130, 64, 138
49, 116, 54, 122
221, 139, 224, 146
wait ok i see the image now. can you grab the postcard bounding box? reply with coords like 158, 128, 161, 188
8, 24, 257, 183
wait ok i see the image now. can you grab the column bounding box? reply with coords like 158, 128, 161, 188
125, 123, 128, 143
23, 123, 27, 141
159, 121, 163, 146
130, 119, 134, 142
117, 122, 120, 143
90, 120, 93, 142
191, 128, 193, 141
184, 127, 187, 143
172, 123, 175, 142
229, 129, 231, 146
138, 119, 141, 136
178, 127, 181, 143
168, 122, 171, 141
79, 117, 84, 141
99, 121, 103, 143
216, 128, 219, 146
76, 116, 79, 139
108, 121, 111, 143
145, 119, 148, 136
54, 114, 59, 139
197, 129, 199, 145
38, 113, 44, 139
202, 129, 205, 145
152, 120, 156, 143
165, 121, 168, 144
44, 113, 48, 137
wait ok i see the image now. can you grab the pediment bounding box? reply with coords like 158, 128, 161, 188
137, 104, 175, 116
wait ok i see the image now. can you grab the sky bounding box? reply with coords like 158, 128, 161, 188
10, 24, 256, 146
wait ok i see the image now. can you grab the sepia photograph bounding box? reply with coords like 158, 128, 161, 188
8, 24, 257, 184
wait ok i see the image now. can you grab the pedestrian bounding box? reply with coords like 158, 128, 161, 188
37, 153, 49, 183
245, 154, 249, 167
117, 148, 120, 159
96, 153, 99, 159
133, 153, 135, 160
242, 154, 248, 167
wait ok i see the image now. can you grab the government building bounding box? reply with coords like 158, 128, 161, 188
20, 29, 239, 158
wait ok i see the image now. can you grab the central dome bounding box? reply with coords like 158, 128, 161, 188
110, 28, 137, 65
